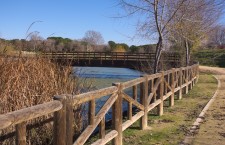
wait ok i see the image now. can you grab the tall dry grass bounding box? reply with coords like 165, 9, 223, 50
0, 55, 81, 144
0, 56, 76, 113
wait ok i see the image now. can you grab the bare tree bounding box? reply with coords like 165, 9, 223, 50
168, 0, 225, 65
27, 31, 44, 51
208, 25, 225, 48
45, 39, 56, 52
82, 30, 105, 45
119, 0, 187, 73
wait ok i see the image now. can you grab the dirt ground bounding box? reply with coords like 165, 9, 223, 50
191, 66, 225, 144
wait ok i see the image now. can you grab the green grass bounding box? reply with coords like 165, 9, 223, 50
193, 49, 225, 67
123, 73, 217, 145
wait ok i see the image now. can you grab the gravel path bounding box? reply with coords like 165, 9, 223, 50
191, 66, 225, 144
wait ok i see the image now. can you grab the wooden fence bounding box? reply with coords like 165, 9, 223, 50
0, 64, 199, 145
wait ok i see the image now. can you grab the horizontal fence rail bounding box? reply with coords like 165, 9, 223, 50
0, 64, 199, 145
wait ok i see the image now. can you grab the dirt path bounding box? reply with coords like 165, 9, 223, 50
191, 66, 225, 144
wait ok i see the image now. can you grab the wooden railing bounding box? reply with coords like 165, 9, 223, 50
0, 64, 199, 145
43, 52, 181, 62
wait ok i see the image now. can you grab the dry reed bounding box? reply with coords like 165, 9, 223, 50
0, 56, 77, 113
0, 55, 81, 144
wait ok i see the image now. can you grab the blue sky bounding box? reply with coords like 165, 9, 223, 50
0, 0, 151, 46
0, 0, 225, 46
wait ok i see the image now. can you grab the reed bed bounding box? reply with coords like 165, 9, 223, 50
0, 55, 81, 144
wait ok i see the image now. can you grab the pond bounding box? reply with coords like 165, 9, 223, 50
73, 66, 144, 123
73, 66, 144, 89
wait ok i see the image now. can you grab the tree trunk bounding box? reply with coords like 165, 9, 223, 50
185, 39, 190, 66
154, 37, 163, 73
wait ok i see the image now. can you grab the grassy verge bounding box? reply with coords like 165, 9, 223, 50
193, 49, 225, 67
123, 73, 217, 145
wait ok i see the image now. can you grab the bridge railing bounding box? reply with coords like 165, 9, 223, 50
0, 64, 199, 145
43, 52, 180, 62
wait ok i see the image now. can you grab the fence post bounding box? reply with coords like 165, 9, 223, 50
112, 83, 123, 145
190, 67, 193, 90
157, 71, 164, 116
196, 63, 199, 83
16, 122, 26, 145
89, 99, 95, 125
53, 95, 67, 145
127, 96, 132, 121
185, 68, 189, 94
128, 85, 137, 121
164, 74, 168, 95
169, 68, 175, 107
140, 76, 148, 130
66, 96, 74, 145
99, 117, 106, 139
178, 68, 183, 100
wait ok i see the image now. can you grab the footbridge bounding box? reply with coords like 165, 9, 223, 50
44, 52, 181, 70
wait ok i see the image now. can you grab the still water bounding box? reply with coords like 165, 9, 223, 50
73, 67, 144, 122
74, 67, 144, 89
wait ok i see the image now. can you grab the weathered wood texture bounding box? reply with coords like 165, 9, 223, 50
158, 72, 164, 116
0, 64, 199, 145
112, 83, 123, 145
16, 123, 26, 145
72, 86, 118, 105
74, 93, 118, 145
66, 99, 74, 145
0, 101, 62, 130
53, 96, 67, 145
